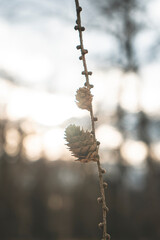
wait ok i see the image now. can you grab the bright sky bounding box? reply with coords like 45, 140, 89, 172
0, 0, 160, 165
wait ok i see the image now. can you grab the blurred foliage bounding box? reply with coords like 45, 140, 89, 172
88, 0, 158, 71
0, 119, 160, 240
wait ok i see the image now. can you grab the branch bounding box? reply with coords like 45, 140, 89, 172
74, 1, 110, 239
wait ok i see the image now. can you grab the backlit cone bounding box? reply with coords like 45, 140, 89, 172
76, 87, 93, 111
64, 124, 99, 163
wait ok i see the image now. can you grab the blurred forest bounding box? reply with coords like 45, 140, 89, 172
0, 0, 160, 240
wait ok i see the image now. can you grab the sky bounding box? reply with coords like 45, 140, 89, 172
0, 0, 160, 165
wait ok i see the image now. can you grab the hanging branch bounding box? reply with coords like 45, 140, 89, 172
65, 1, 111, 239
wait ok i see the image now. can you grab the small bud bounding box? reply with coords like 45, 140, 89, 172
101, 168, 106, 174
82, 49, 88, 55
94, 117, 98, 121
97, 141, 100, 145
81, 26, 85, 31
97, 197, 103, 204
74, 25, 79, 30
98, 222, 104, 229
88, 71, 92, 75
77, 6, 82, 12
82, 71, 85, 75
76, 45, 81, 50
103, 182, 108, 189
79, 56, 83, 60
89, 84, 94, 88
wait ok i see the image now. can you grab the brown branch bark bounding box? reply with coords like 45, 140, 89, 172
74, 1, 110, 239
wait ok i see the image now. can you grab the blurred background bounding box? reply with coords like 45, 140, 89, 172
0, 0, 160, 239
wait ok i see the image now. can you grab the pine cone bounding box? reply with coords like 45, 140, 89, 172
75, 87, 93, 111
64, 124, 99, 163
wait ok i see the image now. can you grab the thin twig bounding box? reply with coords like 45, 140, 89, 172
74, 1, 110, 239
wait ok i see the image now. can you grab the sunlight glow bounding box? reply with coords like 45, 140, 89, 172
0, 20, 54, 83
96, 124, 123, 149
151, 142, 160, 162
43, 128, 66, 161
92, 69, 122, 113
140, 64, 160, 115
5, 128, 21, 156
121, 140, 148, 166
6, 86, 87, 126
21, 126, 72, 162
23, 134, 42, 161
0, 8, 160, 164
120, 72, 140, 112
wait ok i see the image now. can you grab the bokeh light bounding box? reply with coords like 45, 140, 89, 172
0, 1, 160, 240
